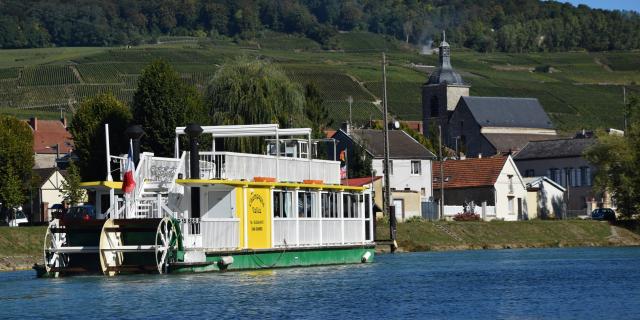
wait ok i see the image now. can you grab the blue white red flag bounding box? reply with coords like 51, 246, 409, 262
122, 140, 136, 194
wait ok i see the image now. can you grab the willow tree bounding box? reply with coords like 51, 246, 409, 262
205, 57, 306, 153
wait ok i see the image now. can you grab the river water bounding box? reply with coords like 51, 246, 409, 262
2, 247, 640, 319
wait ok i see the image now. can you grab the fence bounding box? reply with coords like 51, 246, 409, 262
180, 218, 240, 250
272, 218, 366, 247
421, 201, 497, 221
198, 151, 340, 184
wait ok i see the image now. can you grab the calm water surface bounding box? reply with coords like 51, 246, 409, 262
2, 247, 640, 319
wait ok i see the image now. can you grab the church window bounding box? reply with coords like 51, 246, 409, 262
430, 96, 439, 117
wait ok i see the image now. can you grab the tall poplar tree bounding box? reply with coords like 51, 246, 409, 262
132, 59, 205, 157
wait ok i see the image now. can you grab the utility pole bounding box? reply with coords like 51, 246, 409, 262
623, 86, 628, 133
347, 95, 353, 125
439, 125, 445, 220
382, 52, 397, 252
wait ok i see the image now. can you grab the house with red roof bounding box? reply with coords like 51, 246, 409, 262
26, 117, 74, 168
432, 155, 528, 221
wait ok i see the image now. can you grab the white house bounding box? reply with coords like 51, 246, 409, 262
523, 176, 566, 219
29, 167, 67, 223
332, 124, 436, 221
432, 155, 528, 221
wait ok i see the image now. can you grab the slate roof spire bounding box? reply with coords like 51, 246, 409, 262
428, 30, 464, 85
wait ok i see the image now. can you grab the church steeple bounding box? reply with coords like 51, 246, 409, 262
427, 30, 463, 85
439, 31, 452, 69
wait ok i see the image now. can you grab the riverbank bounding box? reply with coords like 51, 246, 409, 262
2, 221, 640, 271
0, 226, 45, 271
375, 220, 640, 252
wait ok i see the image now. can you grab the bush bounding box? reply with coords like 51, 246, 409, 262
453, 212, 480, 221
404, 216, 424, 223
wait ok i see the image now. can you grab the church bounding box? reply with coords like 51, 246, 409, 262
422, 33, 557, 158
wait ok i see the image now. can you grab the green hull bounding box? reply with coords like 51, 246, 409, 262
170, 246, 375, 273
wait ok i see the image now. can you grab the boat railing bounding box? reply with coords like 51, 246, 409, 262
198, 151, 340, 184
179, 218, 240, 250
273, 217, 367, 247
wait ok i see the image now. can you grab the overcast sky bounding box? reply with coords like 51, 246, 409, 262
559, 0, 640, 12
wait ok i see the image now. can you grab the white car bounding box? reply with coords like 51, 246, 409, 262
8, 209, 28, 227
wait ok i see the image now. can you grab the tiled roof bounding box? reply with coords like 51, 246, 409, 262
341, 176, 381, 187
26, 119, 73, 154
514, 138, 596, 160
461, 96, 555, 129
348, 129, 436, 160
432, 156, 508, 189
483, 133, 556, 154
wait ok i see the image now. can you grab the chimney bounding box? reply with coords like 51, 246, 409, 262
61, 117, 67, 128
29, 117, 37, 131
341, 122, 351, 135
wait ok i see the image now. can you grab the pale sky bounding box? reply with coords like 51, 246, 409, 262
559, 0, 640, 12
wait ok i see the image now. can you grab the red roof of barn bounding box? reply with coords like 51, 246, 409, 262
341, 176, 381, 187
25, 118, 73, 154
432, 156, 508, 189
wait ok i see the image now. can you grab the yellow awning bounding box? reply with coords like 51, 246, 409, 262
176, 179, 366, 192
79, 181, 123, 190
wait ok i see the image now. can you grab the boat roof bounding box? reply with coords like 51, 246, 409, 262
176, 179, 367, 191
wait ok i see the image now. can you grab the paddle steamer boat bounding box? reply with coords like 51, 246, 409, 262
39, 124, 375, 277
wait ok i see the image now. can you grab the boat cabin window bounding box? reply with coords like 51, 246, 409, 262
298, 191, 318, 218
343, 193, 361, 218
321, 192, 339, 218
273, 190, 294, 218
205, 190, 235, 219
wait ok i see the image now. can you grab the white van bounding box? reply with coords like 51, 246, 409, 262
8, 207, 28, 227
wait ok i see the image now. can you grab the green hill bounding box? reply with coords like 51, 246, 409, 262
0, 33, 638, 132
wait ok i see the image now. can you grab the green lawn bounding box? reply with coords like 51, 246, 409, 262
377, 220, 614, 251
0, 226, 46, 257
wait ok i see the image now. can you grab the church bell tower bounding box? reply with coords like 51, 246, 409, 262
422, 31, 469, 140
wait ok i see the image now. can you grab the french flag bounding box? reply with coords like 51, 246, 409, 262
122, 140, 136, 194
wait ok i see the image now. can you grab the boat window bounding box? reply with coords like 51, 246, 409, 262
273, 190, 293, 218
321, 192, 339, 218
298, 191, 317, 218
343, 193, 360, 218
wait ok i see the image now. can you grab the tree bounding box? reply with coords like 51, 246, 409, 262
304, 82, 332, 138
0, 115, 33, 211
132, 59, 205, 157
69, 92, 132, 181
585, 96, 640, 217
346, 141, 372, 178
0, 166, 25, 210
205, 57, 306, 153
61, 162, 84, 205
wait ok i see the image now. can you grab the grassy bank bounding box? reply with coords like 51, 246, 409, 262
2, 221, 639, 271
376, 220, 640, 252
0, 226, 46, 271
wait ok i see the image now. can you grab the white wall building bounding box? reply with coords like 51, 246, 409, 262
332, 126, 436, 221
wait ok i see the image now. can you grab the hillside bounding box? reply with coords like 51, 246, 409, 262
0, 32, 639, 131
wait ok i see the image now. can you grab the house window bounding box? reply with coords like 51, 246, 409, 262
421, 188, 426, 196
298, 191, 317, 218
508, 196, 514, 214
508, 175, 514, 194
273, 190, 293, 218
524, 169, 535, 177
580, 166, 591, 186
321, 192, 339, 218
411, 160, 421, 175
